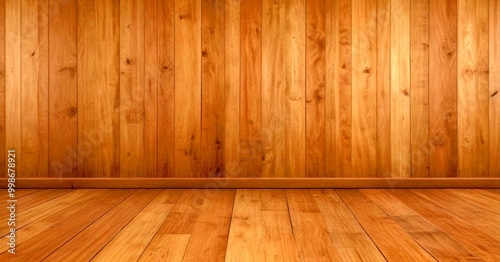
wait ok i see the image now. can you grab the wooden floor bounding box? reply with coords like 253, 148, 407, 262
2, 189, 500, 261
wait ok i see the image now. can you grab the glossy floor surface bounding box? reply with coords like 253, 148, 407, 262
1, 189, 500, 261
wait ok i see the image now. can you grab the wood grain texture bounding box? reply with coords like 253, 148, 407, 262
325, 0, 338, 177
363, 189, 481, 261
95, 0, 120, 177
93, 190, 182, 261
175, 0, 201, 177
351, 0, 377, 177
78, 0, 97, 178
201, 0, 225, 177
0, 0, 6, 177
240, 0, 262, 177
262, 0, 286, 177
377, 0, 391, 178
391, 189, 500, 261
3, 0, 499, 178
305, 0, 326, 177
46, 190, 161, 261
337, 189, 436, 261
48, 0, 78, 177
0, 189, 70, 220
78, 0, 120, 177
152, 190, 231, 259
390, 0, 411, 177
311, 189, 386, 261
4, 189, 500, 260
0, 190, 94, 237
224, 0, 240, 177
429, 0, 458, 177
226, 190, 299, 261
0, 190, 130, 260
120, 0, 145, 177
285, 0, 305, 177
223, 0, 241, 177
410, 0, 429, 177
139, 234, 191, 261
491, 0, 500, 177
458, 0, 489, 177
144, 0, 158, 177
6, 0, 21, 175
21, 0, 48, 177
286, 190, 342, 261
157, 0, 175, 177
338, 0, 353, 177
413, 189, 500, 241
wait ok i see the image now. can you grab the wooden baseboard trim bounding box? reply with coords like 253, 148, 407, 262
1, 178, 499, 189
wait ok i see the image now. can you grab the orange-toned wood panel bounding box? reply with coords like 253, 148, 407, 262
21, 0, 48, 177
351, 0, 377, 177
48, 0, 78, 177
410, 0, 429, 177
175, 0, 202, 177
376, 0, 391, 178
240, 0, 262, 177
0, 0, 7, 176
224, 0, 240, 177
390, 0, 410, 177
305, 0, 326, 177
120, 0, 145, 177
457, 0, 489, 177
285, 0, 306, 178
6, 0, 21, 178
262, 0, 286, 177
2, 0, 498, 178
158, 0, 175, 177
429, 0, 458, 177
201, 0, 225, 177
491, 0, 500, 177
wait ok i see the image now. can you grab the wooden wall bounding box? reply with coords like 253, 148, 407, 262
1, 0, 499, 178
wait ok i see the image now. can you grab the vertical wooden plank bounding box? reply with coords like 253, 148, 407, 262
410, 0, 429, 177
77, 0, 97, 177
285, 0, 305, 177
175, 0, 201, 177
240, 0, 262, 177
144, 0, 158, 177
336, 0, 352, 177
157, 0, 175, 177
21, 0, 48, 177
351, 0, 377, 177
305, 0, 326, 177
429, 0, 457, 177
120, 0, 145, 177
201, 0, 225, 177
224, 0, 240, 177
0, 0, 5, 177
377, 0, 391, 177
325, 0, 338, 177
96, 0, 120, 177
458, 0, 489, 177
262, 0, 285, 177
390, 0, 410, 177
48, 0, 77, 177
6, 0, 21, 175
491, 0, 500, 177
326, 0, 352, 178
